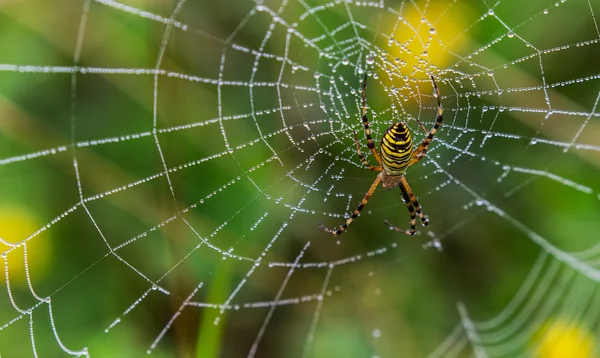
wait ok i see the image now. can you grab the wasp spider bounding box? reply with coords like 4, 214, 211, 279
319, 75, 443, 236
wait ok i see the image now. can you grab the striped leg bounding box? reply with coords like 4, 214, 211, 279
361, 74, 382, 165
319, 176, 381, 236
384, 182, 416, 235
354, 131, 382, 172
400, 175, 428, 227
409, 75, 443, 166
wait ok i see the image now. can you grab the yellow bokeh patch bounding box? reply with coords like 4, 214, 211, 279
533, 318, 595, 358
384, 1, 474, 79
0, 205, 52, 286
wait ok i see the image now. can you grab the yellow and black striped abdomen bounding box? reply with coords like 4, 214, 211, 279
380, 122, 413, 175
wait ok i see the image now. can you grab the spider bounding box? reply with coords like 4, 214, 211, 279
319, 74, 443, 236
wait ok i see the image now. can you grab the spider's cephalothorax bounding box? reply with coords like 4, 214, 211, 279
319, 74, 443, 236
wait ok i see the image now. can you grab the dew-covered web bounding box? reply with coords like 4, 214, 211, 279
1, 0, 600, 356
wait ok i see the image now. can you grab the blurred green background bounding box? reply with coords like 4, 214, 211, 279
0, 0, 599, 357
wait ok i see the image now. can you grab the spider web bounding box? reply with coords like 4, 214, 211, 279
0, 0, 599, 356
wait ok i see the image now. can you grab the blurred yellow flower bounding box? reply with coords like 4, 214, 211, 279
384, 1, 474, 78
0, 205, 52, 286
533, 318, 595, 358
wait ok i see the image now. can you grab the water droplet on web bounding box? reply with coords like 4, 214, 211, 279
544, 8, 549, 14
429, 27, 436, 34
488, 9, 494, 16
314, 72, 321, 79
366, 54, 375, 65
342, 57, 349, 65
487, 70, 494, 76
507, 31, 515, 38
424, 239, 443, 251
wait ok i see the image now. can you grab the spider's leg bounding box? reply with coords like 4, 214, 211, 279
353, 131, 383, 172
400, 175, 428, 227
361, 74, 383, 165
383, 182, 416, 235
319, 176, 381, 236
408, 76, 443, 166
